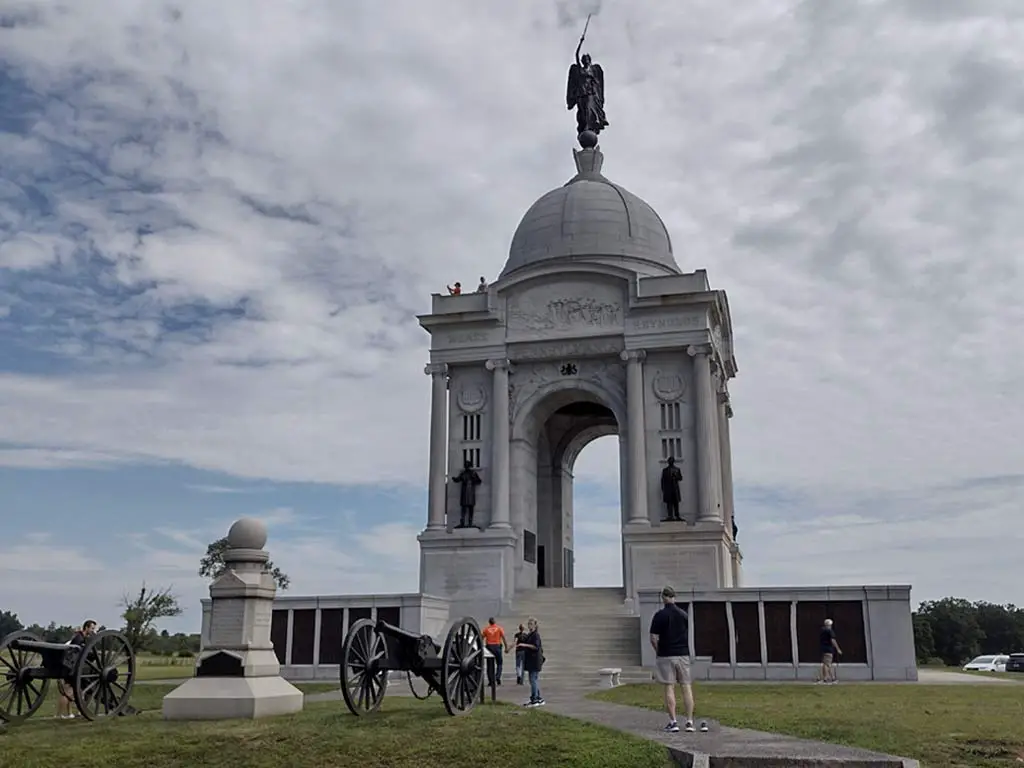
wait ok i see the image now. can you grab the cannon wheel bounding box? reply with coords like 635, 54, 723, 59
72, 630, 136, 720
340, 619, 388, 716
0, 631, 50, 724
406, 670, 433, 700
440, 617, 484, 716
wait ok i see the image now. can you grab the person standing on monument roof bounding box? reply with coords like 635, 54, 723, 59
476, 276, 487, 292
482, 618, 510, 686
650, 587, 707, 734
447, 281, 462, 295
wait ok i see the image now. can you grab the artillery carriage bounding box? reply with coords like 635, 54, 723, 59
0, 629, 136, 723
341, 616, 487, 717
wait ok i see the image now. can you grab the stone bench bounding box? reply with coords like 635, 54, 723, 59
598, 667, 622, 688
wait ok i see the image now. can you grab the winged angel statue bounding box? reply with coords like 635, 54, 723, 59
566, 21, 609, 137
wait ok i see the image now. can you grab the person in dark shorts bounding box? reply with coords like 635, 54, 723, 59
649, 586, 707, 733
57, 619, 96, 719
817, 618, 843, 684
516, 617, 545, 707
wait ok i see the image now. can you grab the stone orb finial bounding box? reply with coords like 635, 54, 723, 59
578, 130, 599, 149
227, 517, 268, 551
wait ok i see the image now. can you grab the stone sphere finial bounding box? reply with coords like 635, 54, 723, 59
578, 130, 599, 149
227, 517, 268, 551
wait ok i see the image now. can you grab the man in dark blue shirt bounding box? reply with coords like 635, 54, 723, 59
649, 586, 706, 733
817, 618, 842, 684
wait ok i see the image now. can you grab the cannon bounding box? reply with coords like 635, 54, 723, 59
340, 616, 485, 717
0, 629, 136, 723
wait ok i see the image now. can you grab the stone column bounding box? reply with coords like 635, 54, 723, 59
486, 358, 512, 529
688, 345, 722, 522
718, 393, 736, 538
424, 363, 449, 530
620, 349, 650, 525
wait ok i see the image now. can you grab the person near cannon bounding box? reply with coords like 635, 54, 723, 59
452, 458, 482, 528
57, 619, 96, 719
482, 617, 510, 686
516, 617, 545, 707
512, 623, 527, 685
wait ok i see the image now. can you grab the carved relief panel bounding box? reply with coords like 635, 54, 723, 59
508, 356, 626, 428
505, 277, 626, 341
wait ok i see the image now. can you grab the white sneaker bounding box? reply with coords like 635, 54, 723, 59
700, 721, 709, 733
684, 720, 695, 733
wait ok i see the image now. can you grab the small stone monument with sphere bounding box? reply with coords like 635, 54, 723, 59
162, 517, 304, 720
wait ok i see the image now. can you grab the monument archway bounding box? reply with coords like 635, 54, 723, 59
511, 384, 624, 590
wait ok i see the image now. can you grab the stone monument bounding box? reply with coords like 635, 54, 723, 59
163, 517, 304, 720
415, 33, 741, 621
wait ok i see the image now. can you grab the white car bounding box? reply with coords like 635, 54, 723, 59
962, 654, 1009, 672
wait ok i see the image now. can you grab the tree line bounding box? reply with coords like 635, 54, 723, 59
1, 535, 291, 653
913, 598, 1024, 666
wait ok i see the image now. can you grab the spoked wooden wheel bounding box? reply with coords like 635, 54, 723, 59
440, 618, 484, 716
340, 619, 388, 715
72, 630, 136, 720
406, 670, 433, 700
0, 632, 50, 723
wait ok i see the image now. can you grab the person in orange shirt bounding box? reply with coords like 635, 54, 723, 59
482, 617, 510, 686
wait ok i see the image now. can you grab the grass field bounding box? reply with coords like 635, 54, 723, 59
0, 679, 339, 723
0, 684, 671, 768
133, 654, 197, 681
592, 683, 1024, 768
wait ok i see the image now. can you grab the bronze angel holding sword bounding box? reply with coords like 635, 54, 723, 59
566, 18, 609, 138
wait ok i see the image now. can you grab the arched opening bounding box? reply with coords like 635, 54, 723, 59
511, 382, 627, 590
571, 434, 623, 587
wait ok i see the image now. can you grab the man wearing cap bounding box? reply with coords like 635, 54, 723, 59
649, 586, 706, 734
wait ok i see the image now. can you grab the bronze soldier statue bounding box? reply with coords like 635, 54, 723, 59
661, 456, 683, 522
452, 458, 482, 529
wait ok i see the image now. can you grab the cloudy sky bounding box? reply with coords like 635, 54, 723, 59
1, 0, 1022, 634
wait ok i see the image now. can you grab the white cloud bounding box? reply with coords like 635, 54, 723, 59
1, 0, 1022, 619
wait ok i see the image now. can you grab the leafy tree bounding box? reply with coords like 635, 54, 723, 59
914, 598, 985, 666
0, 614, 22, 638
0, 610, 23, 637
120, 584, 183, 651
22, 622, 76, 643
911, 612, 935, 662
199, 537, 290, 590
974, 602, 1023, 654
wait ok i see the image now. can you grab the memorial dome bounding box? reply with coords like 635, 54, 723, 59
500, 146, 681, 279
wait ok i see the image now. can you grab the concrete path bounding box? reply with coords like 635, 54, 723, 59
915, 668, 1022, 685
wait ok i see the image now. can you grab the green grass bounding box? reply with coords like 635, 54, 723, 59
134, 654, 196, 681
0, 685, 672, 768
592, 683, 1024, 768
959, 669, 1023, 681
1, 681, 339, 724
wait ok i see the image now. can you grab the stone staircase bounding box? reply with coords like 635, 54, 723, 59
494, 587, 652, 691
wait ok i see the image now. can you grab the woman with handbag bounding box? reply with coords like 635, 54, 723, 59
516, 617, 545, 707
